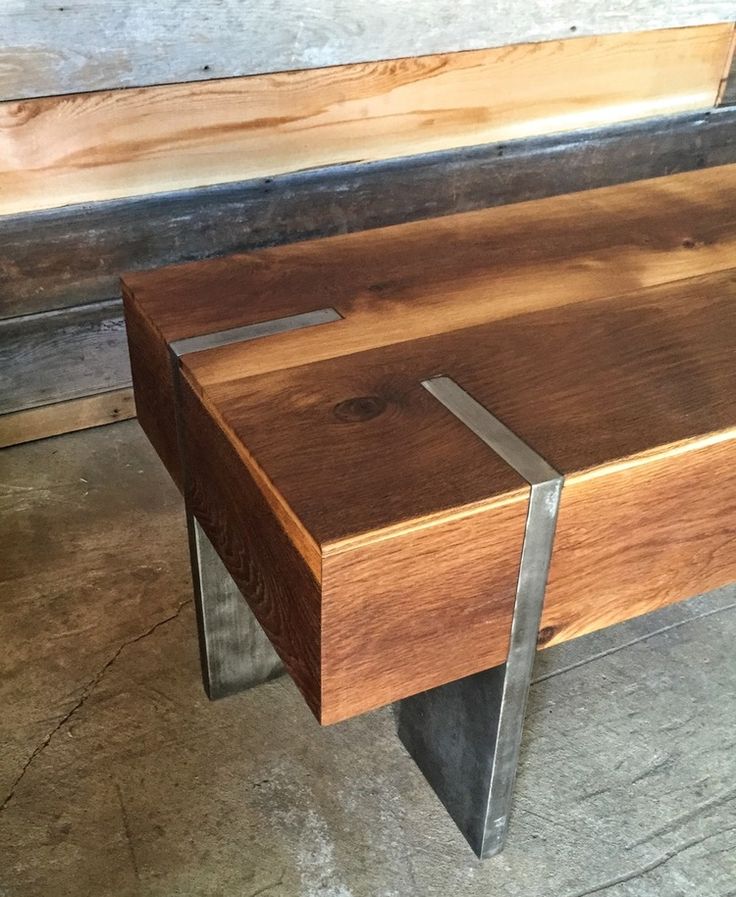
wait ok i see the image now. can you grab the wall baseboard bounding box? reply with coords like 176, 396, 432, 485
0, 388, 135, 449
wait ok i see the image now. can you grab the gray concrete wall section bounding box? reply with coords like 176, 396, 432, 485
1, 421, 734, 895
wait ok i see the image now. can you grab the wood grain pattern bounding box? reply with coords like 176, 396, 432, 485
124, 165, 736, 723
0, 300, 130, 416
0, 24, 731, 215
542, 434, 736, 648
180, 268, 736, 722
125, 163, 736, 485
5, 107, 736, 322
0, 387, 134, 448
3, 0, 734, 100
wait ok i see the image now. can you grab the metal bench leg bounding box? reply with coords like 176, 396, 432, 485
397, 376, 563, 858
169, 338, 284, 701
186, 511, 284, 700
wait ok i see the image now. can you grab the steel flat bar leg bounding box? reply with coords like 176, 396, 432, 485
397, 377, 563, 858
169, 324, 301, 702
187, 511, 283, 699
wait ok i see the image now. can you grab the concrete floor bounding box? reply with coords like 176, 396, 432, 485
1, 420, 735, 897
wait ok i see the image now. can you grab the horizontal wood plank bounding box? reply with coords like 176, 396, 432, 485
2, 2, 734, 100
0, 388, 135, 448
0, 24, 731, 215
0, 301, 130, 415
3, 108, 735, 322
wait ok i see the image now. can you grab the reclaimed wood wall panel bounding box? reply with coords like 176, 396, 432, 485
5, 108, 736, 449
0, 388, 135, 449
2, 1, 734, 100
4, 108, 736, 322
0, 301, 130, 415
0, 24, 732, 216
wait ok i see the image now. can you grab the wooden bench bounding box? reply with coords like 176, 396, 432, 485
122, 162, 736, 857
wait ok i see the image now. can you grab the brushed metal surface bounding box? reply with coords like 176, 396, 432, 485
170, 307, 342, 358
398, 376, 563, 857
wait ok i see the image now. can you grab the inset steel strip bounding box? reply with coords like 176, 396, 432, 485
398, 376, 563, 858
170, 307, 342, 357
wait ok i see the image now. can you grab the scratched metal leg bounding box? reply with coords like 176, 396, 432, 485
187, 512, 284, 699
397, 376, 563, 858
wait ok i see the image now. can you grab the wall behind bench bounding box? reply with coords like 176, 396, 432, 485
1, 4, 736, 447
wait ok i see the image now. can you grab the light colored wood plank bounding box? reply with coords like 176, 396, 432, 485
1, 24, 731, 215
0, 388, 135, 448
1, 0, 734, 100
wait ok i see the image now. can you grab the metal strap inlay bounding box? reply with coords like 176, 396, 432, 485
414, 375, 563, 857
422, 376, 558, 485
170, 307, 342, 358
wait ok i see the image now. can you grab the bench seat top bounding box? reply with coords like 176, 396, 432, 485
123, 163, 736, 722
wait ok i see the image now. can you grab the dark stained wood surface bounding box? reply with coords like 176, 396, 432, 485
194, 269, 736, 547
124, 163, 736, 723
